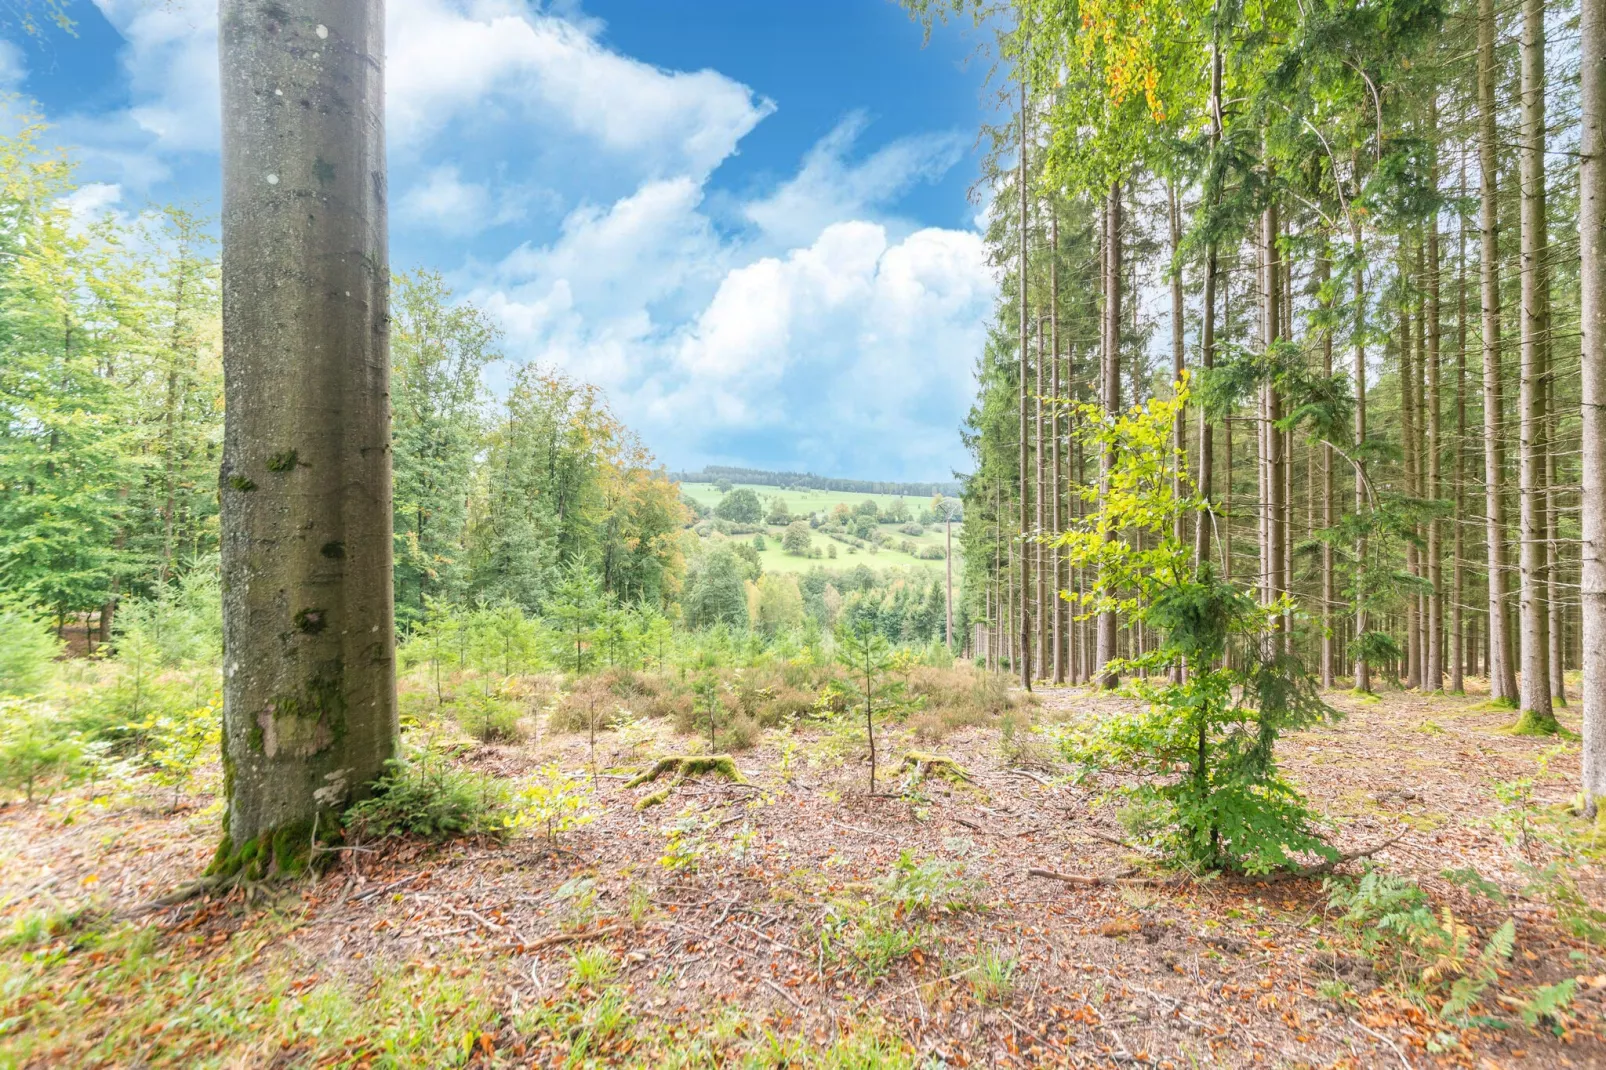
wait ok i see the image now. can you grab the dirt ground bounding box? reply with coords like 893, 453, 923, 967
2, 682, 1603, 1068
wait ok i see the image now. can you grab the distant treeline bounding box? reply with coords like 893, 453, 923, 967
672, 466, 962, 499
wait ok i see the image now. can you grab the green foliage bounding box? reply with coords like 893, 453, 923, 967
714, 487, 763, 523
345, 750, 510, 841
835, 618, 907, 791
879, 850, 982, 916
0, 603, 61, 696
1326, 870, 1518, 1024
683, 548, 750, 630
1054, 388, 1337, 874
509, 762, 597, 843
0, 697, 85, 802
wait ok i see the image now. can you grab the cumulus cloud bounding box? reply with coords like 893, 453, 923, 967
744, 112, 966, 250
69, 0, 993, 478
388, 0, 773, 177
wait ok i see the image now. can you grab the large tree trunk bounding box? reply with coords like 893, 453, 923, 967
216, 0, 396, 874
1480, 0, 1520, 704
1517, 0, 1557, 731
1580, 0, 1606, 810
1035, 314, 1046, 677
1097, 182, 1122, 689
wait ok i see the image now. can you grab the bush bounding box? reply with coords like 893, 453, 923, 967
917, 546, 945, 560
346, 751, 510, 840
0, 698, 86, 802
549, 685, 629, 734
0, 606, 61, 697
113, 566, 223, 668
454, 692, 523, 743
509, 763, 597, 843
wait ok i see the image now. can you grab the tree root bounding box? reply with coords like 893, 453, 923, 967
626, 755, 744, 810
122, 873, 237, 917
1027, 867, 1168, 887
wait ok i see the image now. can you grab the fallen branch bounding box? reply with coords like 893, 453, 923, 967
1293, 830, 1409, 879
509, 923, 626, 953
348, 872, 422, 903
1026, 866, 1166, 888
762, 977, 805, 1011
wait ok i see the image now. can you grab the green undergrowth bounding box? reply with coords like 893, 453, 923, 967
0, 914, 499, 1067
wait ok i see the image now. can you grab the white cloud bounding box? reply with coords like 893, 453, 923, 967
398, 164, 541, 235
0, 38, 26, 88
59, 182, 123, 224
744, 112, 965, 249
387, 0, 772, 176
92, 0, 219, 154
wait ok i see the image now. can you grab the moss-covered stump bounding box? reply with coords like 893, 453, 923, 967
1508, 709, 1563, 736
205, 819, 335, 881
627, 755, 744, 810
897, 752, 971, 785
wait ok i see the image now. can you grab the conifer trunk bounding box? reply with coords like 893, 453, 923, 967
1579, 0, 1606, 809
1097, 182, 1122, 689
217, 0, 396, 872
1426, 109, 1444, 692
1517, 0, 1556, 730
1017, 84, 1033, 690
1480, 0, 1520, 704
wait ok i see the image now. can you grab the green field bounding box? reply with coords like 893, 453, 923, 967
679, 481, 960, 575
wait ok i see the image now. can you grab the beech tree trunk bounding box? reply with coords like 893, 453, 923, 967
1580, 0, 1606, 809
1480, 0, 1520, 704
216, 0, 397, 873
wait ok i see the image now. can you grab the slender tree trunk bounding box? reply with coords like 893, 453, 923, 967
1426, 109, 1444, 691
1354, 229, 1371, 693
1097, 182, 1122, 689
1402, 250, 1422, 689
1319, 253, 1335, 688
1051, 208, 1065, 684
1035, 314, 1047, 678
1517, 0, 1556, 729
1195, 35, 1222, 569
1480, 0, 1520, 704
1582, 0, 1606, 809
1262, 198, 1285, 641
1017, 83, 1033, 690
217, 0, 396, 867
1453, 165, 1470, 695
1548, 376, 1567, 704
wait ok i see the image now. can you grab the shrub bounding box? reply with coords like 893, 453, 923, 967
917, 546, 945, 560
0, 605, 61, 697
455, 692, 523, 743
0, 698, 86, 802
346, 751, 510, 840
509, 763, 597, 843
717, 712, 760, 752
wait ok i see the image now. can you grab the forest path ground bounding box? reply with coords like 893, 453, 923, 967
1, 682, 1602, 1068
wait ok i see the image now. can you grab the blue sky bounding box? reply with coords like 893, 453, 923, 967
10, 1, 1002, 482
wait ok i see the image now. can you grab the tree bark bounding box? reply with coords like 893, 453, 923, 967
1402, 247, 1422, 690
217, 0, 397, 871
1426, 102, 1444, 692
1319, 253, 1335, 688
1050, 207, 1065, 684
1453, 164, 1470, 695
1517, 0, 1556, 729
1262, 198, 1285, 642
1017, 83, 1033, 690
1097, 182, 1122, 689
1354, 229, 1371, 693
1480, 0, 1520, 704
1580, 0, 1606, 808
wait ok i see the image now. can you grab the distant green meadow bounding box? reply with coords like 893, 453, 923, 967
677, 482, 960, 575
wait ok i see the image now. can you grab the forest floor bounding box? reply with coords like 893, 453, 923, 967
1, 682, 1603, 1068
